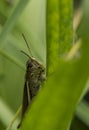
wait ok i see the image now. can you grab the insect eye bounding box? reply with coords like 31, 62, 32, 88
41, 69, 44, 72
28, 63, 33, 68
38, 66, 41, 69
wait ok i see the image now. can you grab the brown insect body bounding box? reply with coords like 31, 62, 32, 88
22, 57, 45, 118
18, 34, 45, 128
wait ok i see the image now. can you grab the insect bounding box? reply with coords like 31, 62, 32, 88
18, 34, 45, 128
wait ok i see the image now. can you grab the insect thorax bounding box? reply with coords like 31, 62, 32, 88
25, 58, 45, 98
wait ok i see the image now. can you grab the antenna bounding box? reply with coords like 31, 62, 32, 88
22, 33, 33, 57
20, 50, 31, 59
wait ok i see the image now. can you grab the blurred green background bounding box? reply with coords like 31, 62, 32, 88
0, 0, 46, 129
0, 0, 89, 130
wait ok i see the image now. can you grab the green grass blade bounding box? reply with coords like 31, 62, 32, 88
0, 0, 29, 47
20, 1, 74, 130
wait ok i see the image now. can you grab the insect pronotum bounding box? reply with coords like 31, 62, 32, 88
18, 34, 45, 128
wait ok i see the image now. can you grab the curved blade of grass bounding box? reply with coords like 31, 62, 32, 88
0, 98, 19, 130
46, 0, 73, 74
0, 31, 26, 70
0, 0, 29, 48
20, 0, 75, 130
76, 100, 89, 127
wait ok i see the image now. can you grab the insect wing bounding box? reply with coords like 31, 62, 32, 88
22, 81, 31, 117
